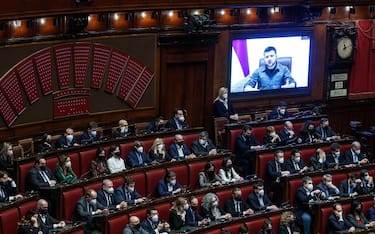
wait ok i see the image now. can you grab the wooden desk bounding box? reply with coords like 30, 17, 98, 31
49, 222, 85, 234
0, 194, 38, 213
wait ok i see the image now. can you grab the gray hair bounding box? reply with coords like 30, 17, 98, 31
202, 193, 218, 210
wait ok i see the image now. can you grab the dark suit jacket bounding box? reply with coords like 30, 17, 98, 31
342, 149, 367, 165
284, 158, 306, 174
56, 136, 78, 149
265, 160, 287, 185
114, 186, 142, 205
224, 198, 250, 217
367, 206, 375, 221
347, 213, 369, 229
38, 213, 59, 231
213, 100, 237, 119
327, 214, 353, 234
0, 181, 17, 202
168, 143, 192, 160
141, 219, 157, 234
157, 179, 182, 197
185, 207, 204, 226
279, 128, 298, 145
263, 135, 282, 146
315, 126, 337, 141
294, 187, 314, 216
96, 189, 117, 210
72, 197, 105, 222
169, 209, 185, 230
191, 139, 216, 156
149, 150, 171, 162
310, 157, 329, 171
268, 108, 289, 120
80, 131, 101, 144
338, 180, 364, 197
234, 134, 260, 160
315, 182, 339, 199
247, 192, 272, 211
300, 131, 319, 143
146, 122, 165, 133
127, 150, 152, 168
326, 152, 346, 168
165, 118, 187, 130
27, 167, 56, 191
112, 127, 133, 138
201, 206, 226, 221
279, 224, 295, 234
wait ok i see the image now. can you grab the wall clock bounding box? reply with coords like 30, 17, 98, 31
328, 26, 357, 67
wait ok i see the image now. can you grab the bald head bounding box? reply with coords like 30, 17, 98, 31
37, 199, 48, 210
129, 216, 140, 228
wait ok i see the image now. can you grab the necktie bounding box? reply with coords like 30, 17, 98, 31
294, 162, 300, 171
0, 187, 4, 199
353, 153, 358, 163
40, 171, 49, 183
236, 201, 241, 213
137, 153, 143, 165
277, 163, 281, 173
127, 191, 131, 200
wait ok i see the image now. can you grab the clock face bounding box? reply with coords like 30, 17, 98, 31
337, 37, 353, 59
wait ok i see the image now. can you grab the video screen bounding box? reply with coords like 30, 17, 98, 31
229, 31, 312, 98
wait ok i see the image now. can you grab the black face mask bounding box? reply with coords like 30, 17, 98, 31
133, 223, 141, 230
191, 206, 198, 211
235, 196, 242, 201
226, 164, 233, 169
40, 165, 47, 171
356, 208, 362, 213
40, 209, 48, 215
177, 141, 184, 146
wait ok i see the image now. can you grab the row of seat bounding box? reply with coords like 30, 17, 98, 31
0, 199, 37, 234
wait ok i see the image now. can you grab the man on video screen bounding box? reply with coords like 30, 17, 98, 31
243, 46, 296, 91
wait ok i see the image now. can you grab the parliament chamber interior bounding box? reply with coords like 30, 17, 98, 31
1, 0, 375, 234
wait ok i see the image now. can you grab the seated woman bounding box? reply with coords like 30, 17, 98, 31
149, 138, 171, 162
106, 144, 126, 173
37, 133, 55, 153
347, 199, 375, 230
263, 126, 282, 146
55, 154, 78, 183
199, 162, 222, 188
18, 209, 47, 234
310, 148, 329, 170
213, 87, 238, 122
201, 193, 231, 221
89, 147, 110, 178
300, 120, 320, 143
0, 142, 14, 171
169, 197, 188, 230
218, 158, 243, 183
279, 211, 296, 234
258, 218, 274, 234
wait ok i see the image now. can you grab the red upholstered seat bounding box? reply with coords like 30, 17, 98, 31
167, 165, 188, 187
332, 173, 348, 186
289, 179, 303, 205
362, 200, 374, 214
145, 168, 166, 197
83, 181, 102, 192
120, 142, 134, 161
18, 200, 37, 218
247, 219, 266, 234
188, 161, 207, 190
18, 161, 35, 193
211, 159, 223, 173
112, 176, 124, 188
129, 209, 147, 221
319, 203, 350, 233
46, 157, 59, 174
126, 172, 146, 196
142, 139, 154, 153
0, 208, 20, 234
228, 129, 242, 152
184, 133, 200, 149
270, 214, 282, 233
107, 214, 129, 234
153, 202, 171, 221
79, 149, 97, 177
241, 186, 254, 199
62, 187, 84, 220
163, 136, 175, 150
300, 148, 316, 163
216, 188, 232, 207
68, 152, 81, 177
252, 127, 268, 143
205, 230, 221, 234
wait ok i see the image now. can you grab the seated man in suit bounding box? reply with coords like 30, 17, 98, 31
185, 196, 210, 227
279, 121, 302, 145
343, 141, 369, 167
124, 216, 149, 234
146, 116, 166, 134
315, 118, 340, 141
191, 131, 217, 156
169, 134, 196, 160
265, 150, 290, 206
310, 148, 330, 171
114, 177, 146, 205
326, 142, 346, 168
27, 156, 57, 191
141, 207, 171, 234
285, 149, 310, 174
81, 121, 102, 145
360, 169, 374, 194
127, 140, 153, 168
339, 174, 364, 197
73, 189, 108, 233
268, 101, 289, 120
224, 187, 254, 217
247, 182, 278, 212
327, 203, 355, 234
0, 170, 23, 202
315, 174, 340, 200
37, 199, 65, 231
294, 176, 324, 234
234, 125, 263, 176
157, 171, 183, 197
56, 128, 80, 149
97, 179, 127, 210
113, 119, 133, 138
165, 108, 188, 130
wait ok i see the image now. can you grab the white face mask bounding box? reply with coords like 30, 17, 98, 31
222, 93, 228, 99
170, 179, 176, 185
270, 132, 277, 137
278, 158, 284, 164
66, 135, 73, 142
91, 130, 97, 136
294, 157, 301, 163
65, 161, 72, 168
90, 199, 97, 206
326, 181, 333, 186
128, 186, 135, 192
178, 116, 185, 122
334, 152, 340, 157
365, 175, 370, 181
151, 215, 159, 223
307, 184, 314, 191
199, 139, 207, 145
212, 201, 218, 207
279, 109, 286, 115
121, 127, 128, 133
107, 187, 114, 194
157, 144, 164, 150
355, 149, 361, 155
258, 189, 265, 196
136, 146, 144, 153
183, 204, 189, 210
319, 158, 325, 163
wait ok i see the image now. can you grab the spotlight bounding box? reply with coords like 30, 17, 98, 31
13, 20, 21, 27
270, 6, 280, 14
220, 10, 225, 16
349, 6, 356, 14
141, 12, 146, 18
329, 7, 336, 14
113, 13, 119, 21
39, 18, 45, 25
246, 9, 251, 15
168, 11, 174, 17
